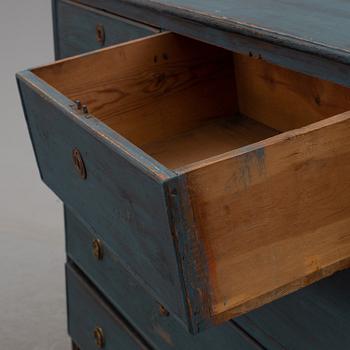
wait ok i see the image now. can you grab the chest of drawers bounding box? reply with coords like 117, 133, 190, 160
18, 0, 350, 348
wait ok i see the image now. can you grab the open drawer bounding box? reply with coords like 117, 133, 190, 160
17, 32, 350, 333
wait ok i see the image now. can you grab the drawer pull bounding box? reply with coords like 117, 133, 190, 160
96, 24, 105, 45
92, 239, 103, 260
93, 327, 105, 348
72, 148, 87, 179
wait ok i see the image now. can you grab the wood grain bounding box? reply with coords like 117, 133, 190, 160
34, 32, 236, 147
182, 111, 350, 322
234, 54, 350, 132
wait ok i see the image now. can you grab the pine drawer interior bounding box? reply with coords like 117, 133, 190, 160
31, 32, 350, 322
33, 33, 350, 172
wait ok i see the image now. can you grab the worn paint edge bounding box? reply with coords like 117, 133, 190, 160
163, 174, 213, 334
16, 70, 175, 183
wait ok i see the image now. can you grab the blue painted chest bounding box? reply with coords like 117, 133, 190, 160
18, 0, 350, 348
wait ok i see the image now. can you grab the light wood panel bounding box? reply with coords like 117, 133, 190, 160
182, 111, 350, 322
143, 114, 278, 170
34, 32, 237, 147
234, 54, 350, 131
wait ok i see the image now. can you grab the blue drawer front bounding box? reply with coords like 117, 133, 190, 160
67, 263, 150, 350
54, 0, 159, 58
65, 206, 262, 350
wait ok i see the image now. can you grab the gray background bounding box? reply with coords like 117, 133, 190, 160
0, 1, 70, 349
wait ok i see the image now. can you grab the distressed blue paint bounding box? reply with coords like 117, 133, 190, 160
65, 207, 263, 349
66, 263, 150, 350
163, 176, 213, 334
239, 149, 266, 189
17, 70, 188, 326
55, 0, 159, 59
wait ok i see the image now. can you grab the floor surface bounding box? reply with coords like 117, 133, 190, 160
0, 1, 70, 349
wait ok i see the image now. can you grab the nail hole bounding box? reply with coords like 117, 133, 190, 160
314, 95, 321, 106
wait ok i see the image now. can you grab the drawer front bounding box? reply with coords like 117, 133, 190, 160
17, 68, 186, 325
65, 206, 262, 350
53, 0, 159, 59
66, 262, 149, 350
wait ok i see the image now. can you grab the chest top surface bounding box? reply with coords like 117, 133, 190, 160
110, 0, 350, 64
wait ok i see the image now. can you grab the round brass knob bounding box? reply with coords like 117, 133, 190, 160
92, 239, 103, 260
72, 148, 87, 179
93, 327, 105, 348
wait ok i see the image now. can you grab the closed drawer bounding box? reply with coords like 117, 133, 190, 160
235, 268, 350, 350
17, 32, 350, 333
54, 0, 159, 58
66, 262, 149, 350
65, 206, 262, 350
